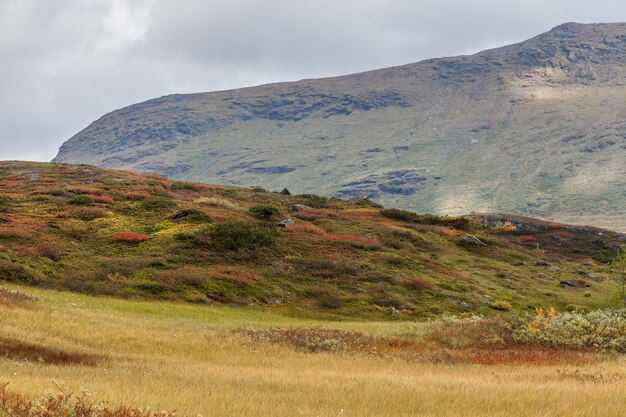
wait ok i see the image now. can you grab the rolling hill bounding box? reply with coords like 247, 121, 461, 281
0, 161, 624, 318
53, 22, 626, 232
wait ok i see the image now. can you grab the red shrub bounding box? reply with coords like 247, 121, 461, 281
402, 278, 434, 290
111, 231, 150, 243
518, 235, 535, 243
208, 266, 260, 285
89, 195, 114, 204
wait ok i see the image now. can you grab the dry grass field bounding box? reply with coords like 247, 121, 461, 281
1, 284, 624, 417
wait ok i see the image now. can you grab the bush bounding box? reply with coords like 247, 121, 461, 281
68, 195, 93, 205
490, 300, 512, 311
70, 207, 108, 220
171, 181, 203, 192
511, 308, 626, 352
111, 231, 150, 243
208, 221, 276, 251
380, 209, 477, 229
89, 195, 114, 204
141, 196, 177, 211
249, 204, 280, 219
0, 261, 40, 284
380, 208, 418, 222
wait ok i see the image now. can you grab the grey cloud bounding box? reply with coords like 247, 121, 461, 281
1, 0, 625, 161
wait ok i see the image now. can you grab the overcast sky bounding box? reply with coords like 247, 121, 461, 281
1, 0, 624, 162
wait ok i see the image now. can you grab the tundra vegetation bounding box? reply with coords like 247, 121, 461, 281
0, 161, 625, 415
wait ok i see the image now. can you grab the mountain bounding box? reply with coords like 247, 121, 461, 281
53, 22, 626, 232
1, 161, 624, 317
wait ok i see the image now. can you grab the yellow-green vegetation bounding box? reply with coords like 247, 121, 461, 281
0, 285, 625, 417
0, 161, 624, 319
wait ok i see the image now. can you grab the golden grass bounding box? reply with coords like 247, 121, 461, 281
0, 284, 624, 416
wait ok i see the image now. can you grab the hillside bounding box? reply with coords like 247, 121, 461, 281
0, 161, 624, 318
53, 22, 626, 232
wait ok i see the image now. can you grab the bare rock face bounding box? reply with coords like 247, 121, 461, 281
54, 23, 626, 232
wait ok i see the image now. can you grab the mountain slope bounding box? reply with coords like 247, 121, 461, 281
54, 22, 626, 231
1, 161, 624, 317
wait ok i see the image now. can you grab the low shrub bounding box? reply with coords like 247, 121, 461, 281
293, 208, 338, 221
249, 204, 280, 219
68, 195, 93, 205
511, 308, 626, 352
89, 194, 114, 204
171, 181, 203, 192
154, 268, 209, 288
208, 266, 260, 285
141, 196, 177, 211
298, 195, 331, 208
0, 382, 175, 417
195, 196, 243, 211
491, 300, 512, 311
0, 261, 40, 284
31, 242, 64, 261
381, 209, 477, 229
111, 231, 150, 243
57, 221, 88, 239
0, 227, 30, 239
208, 221, 276, 251
402, 278, 434, 290
70, 207, 108, 220
380, 208, 418, 222
0, 288, 36, 309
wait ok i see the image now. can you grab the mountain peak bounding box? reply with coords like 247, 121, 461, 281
53, 24, 626, 232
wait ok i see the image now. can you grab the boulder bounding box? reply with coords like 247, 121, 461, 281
171, 210, 191, 220
548, 266, 560, 272
292, 204, 310, 211
278, 219, 295, 228
280, 188, 291, 195
535, 260, 550, 267
461, 234, 486, 246
574, 268, 593, 279
560, 280, 592, 288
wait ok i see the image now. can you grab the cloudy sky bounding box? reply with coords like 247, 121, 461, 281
1, 0, 624, 162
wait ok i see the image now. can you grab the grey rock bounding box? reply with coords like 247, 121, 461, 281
548, 266, 560, 272
292, 204, 310, 211
459, 301, 471, 311
461, 234, 487, 246
171, 210, 191, 220
574, 268, 593, 279
536, 260, 551, 267
278, 218, 295, 228
560, 279, 592, 288
280, 188, 291, 195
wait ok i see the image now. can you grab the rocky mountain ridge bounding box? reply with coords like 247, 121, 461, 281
54, 22, 626, 231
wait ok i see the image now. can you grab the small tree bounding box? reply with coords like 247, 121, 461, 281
612, 245, 626, 307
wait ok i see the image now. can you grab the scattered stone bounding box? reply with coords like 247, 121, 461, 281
461, 234, 486, 246
0, 217, 10, 223
459, 301, 471, 311
560, 280, 592, 288
171, 210, 191, 220
574, 268, 593, 279
619, 235, 626, 242
292, 204, 310, 211
280, 188, 291, 195
552, 235, 570, 243
535, 260, 550, 267
582, 261, 594, 267
513, 261, 528, 267
548, 266, 560, 272
278, 219, 295, 228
